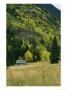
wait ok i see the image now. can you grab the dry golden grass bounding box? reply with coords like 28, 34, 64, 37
7, 62, 61, 86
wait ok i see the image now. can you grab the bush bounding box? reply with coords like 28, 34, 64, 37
25, 50, 33, 62
41, 50, 50, 61
18, 56, 23, 60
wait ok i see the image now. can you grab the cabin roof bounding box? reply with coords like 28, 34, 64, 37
16, 60, 26, 64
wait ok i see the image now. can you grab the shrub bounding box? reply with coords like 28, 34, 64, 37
18, 56, 23, 60
25, 50, 33, 62
41, 50, 50, 61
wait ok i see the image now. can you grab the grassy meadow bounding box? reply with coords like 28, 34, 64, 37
7, 62, 61, 86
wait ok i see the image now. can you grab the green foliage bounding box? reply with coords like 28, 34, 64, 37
25, 50, 33, 62
18, 56, 23, 60
41, 50, 50, 61
50, 36, 60, 63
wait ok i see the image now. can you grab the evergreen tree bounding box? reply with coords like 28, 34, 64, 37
50, 36, 59, 63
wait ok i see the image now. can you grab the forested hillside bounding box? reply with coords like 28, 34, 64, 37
7, 4, 61, 66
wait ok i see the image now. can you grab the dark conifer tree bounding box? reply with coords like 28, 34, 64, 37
50, 36, 59, 63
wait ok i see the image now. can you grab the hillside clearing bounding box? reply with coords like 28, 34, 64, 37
7, 62, 61, 86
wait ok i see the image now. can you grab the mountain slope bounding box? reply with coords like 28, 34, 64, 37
7, 4, 61, 65
7, 4, 60, 30
35, 4, 60, 19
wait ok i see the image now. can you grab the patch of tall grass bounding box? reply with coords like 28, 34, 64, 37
7, 62, 60, 86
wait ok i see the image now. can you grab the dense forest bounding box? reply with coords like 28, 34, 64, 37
6, 4, 61, 66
